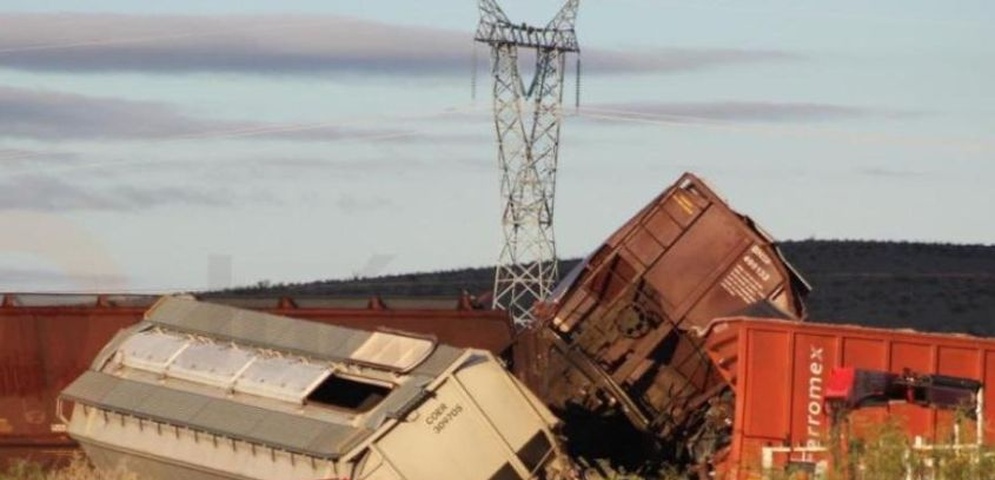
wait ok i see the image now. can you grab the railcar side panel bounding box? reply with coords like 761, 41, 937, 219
704, 318, 995, 477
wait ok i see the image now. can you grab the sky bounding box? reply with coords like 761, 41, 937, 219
0, 0, 992, 293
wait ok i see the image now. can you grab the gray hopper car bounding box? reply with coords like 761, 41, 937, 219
60, 297, 572, 480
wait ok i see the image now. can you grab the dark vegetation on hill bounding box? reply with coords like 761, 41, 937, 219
783, 241, 995, 335
215, 240, 995, 336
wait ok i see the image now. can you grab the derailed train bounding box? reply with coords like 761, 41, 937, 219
14, 170, 991, 478
7, 171, 813, 478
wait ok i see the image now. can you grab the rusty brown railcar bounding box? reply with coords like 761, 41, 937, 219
517, 173, 809, 466
0, 293, 513, 465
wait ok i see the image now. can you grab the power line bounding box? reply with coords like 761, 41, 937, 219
0, 18, 341, 55
572, 106, 995, 154
0, 103, 489, 176
642, 1, 987, 28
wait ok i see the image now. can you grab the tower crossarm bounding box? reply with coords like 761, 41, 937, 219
475, 0, 580, 53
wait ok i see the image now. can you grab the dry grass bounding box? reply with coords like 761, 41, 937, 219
0, 456, 136, 480
5, 421, 995, 480
836, 414, 995, 480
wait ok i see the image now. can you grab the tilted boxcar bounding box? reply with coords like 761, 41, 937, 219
59, 297, 569, 480
516, 173, 810, 466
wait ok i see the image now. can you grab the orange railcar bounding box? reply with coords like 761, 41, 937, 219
703, 317, 995, 478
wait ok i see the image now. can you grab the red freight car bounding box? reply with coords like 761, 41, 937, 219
0, 293, 513, 465
702, 317, 995, 478
518, 173, 810, 466
0, 294, 146, 464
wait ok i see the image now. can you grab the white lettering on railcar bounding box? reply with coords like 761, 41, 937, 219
805, 346, 825, 448
743, 251, 771, 283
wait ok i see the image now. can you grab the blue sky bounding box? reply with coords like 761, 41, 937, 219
0, 0, 992, 292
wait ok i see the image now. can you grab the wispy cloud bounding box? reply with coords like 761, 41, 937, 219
193, 156, 428, 182
579, 101, 912, 124
334, 194, 393, 213
0, 14, 801, 76
585, 48, 800, 74
858, 167, 924, 178
0, 148, 79, 166
0, 86, 213, 140
0, 86, 404, 142
0, 175, 234, 212
572, 101, 993, 154
0, 268, 129, 288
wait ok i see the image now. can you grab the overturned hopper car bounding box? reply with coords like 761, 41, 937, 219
60, 297, 571, 480
516, 173, 810, 466
0, 293, 513, 465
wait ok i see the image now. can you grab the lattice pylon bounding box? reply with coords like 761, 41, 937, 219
476, 0, 579, 327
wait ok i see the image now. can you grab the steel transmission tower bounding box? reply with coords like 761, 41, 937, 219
475, 0, 580, 327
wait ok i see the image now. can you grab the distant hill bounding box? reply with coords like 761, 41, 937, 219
780, 240, 995, 334
216, 240, 995, 336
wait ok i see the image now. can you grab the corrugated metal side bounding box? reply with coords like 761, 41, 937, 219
63, 371, 366, 458
0, 304, 142, 463
703, 317, 995, 477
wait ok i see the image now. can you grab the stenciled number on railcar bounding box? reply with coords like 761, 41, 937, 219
425, 402, 464, 434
